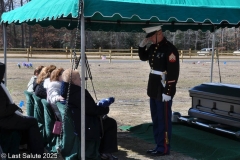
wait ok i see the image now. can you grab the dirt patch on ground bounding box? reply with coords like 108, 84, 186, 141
5, 59, 240, 159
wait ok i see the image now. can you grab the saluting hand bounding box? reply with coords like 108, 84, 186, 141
139, 38, 149, 47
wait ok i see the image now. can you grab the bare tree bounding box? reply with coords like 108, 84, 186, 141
10, 0, 18, 47
194, 31, 199, 50
172, 32, 176, 45
235, 28, 239, 50
20, 0, 24, 47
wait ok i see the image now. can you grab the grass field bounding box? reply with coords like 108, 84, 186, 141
3, 58, 240, 160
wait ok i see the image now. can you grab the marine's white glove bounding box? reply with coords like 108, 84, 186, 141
162, 93, 171, 102
139, 38, 149, 47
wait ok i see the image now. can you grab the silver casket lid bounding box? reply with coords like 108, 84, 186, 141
189, 83, 240, 104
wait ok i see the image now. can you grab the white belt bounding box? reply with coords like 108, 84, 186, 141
150, 70, 166, 87
150, 69, 164, 76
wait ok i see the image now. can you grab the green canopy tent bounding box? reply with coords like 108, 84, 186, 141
1, 0, 240, 159
2, 0, 240, 31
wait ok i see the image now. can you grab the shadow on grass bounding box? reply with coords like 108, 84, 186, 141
114, 132, 157, 160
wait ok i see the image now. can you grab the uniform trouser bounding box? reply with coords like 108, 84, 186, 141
0, 114, 44, 155
150, 98, 172, 153
99, 117, 118, 153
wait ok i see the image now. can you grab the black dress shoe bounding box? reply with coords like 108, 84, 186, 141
146, 149, 156, 154
150, 151, 169, 156
100, 153, 118, 160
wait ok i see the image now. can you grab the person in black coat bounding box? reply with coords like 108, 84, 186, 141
0, 62, 44, 156
33, 66, 48, 99
138, 25, 179, 156
61, 69, 118, 160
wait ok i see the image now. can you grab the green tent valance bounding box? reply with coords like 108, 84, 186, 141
1, 0, 240, 32
1, 0, 79, 29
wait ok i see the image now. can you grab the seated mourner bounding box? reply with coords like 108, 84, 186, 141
33, 66, 49, 99
61, 69, 118, 160
27, 65, 44, 92
0, 62, 44, 156
33, 65, 56, 99
43, 65, 57, 89
47, 68, 65, 121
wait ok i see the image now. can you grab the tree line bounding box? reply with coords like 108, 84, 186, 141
0, 0, 240, 51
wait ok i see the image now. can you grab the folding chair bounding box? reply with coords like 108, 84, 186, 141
56, 102, 100, 160
41, 99, 59, 153
32, 94, 47, 146
23, 90, 34, 117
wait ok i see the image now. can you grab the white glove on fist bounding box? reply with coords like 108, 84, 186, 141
162, 93, 171, 102
139, 38, 149, 47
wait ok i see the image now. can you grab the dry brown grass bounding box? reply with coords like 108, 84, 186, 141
4, 59, 240, 160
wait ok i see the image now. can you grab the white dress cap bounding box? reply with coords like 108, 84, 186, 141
142, 25, 162, 33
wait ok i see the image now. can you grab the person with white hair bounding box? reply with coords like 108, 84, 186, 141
60, 69, 118, 160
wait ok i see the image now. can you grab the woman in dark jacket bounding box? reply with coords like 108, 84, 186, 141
0, 62, 44, 156
61, 69, 118, 160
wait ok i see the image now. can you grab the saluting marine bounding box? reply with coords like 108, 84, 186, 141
138, 25, 179, 156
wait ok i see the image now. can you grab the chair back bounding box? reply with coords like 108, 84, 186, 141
56, 102, 81, 159
41, 99, 58, 152
23, 90, 34, 116
32, 94, 47, 146
56, 102, 100, 159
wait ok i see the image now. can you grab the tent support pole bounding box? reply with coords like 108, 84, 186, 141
80, 1, 86, 159
3, 23, 7, 85
210, 31, 216, 82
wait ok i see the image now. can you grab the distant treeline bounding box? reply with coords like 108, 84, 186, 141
0, 24, 240, 51
0, 0, 240, 51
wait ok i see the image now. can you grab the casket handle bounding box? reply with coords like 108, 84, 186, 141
209, 102, 217, 113
228, 105, 234, 115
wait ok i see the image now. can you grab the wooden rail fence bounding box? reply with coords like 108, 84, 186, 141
0, 47, 239, 63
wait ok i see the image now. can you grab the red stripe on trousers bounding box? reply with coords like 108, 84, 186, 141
164, 102, 168, 154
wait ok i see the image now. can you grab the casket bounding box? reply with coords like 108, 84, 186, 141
188, 83, 240, 128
